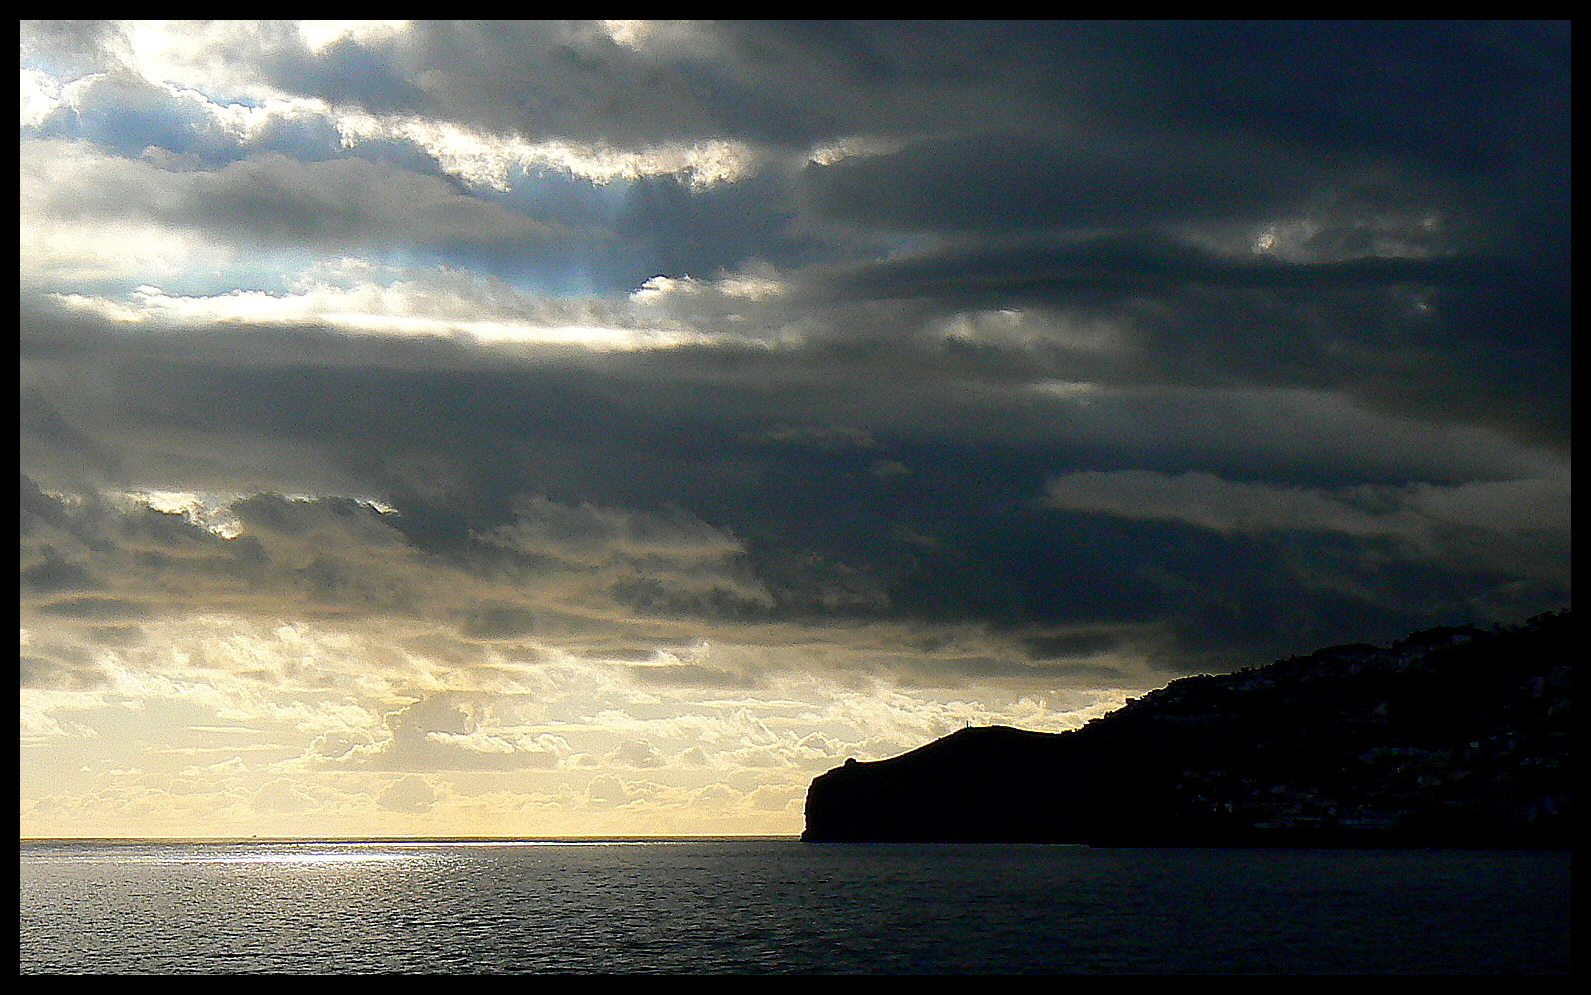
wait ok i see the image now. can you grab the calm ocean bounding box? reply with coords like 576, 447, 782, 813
19, 838, 1569, 975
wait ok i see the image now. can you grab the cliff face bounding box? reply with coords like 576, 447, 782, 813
802, 611, 1571, 846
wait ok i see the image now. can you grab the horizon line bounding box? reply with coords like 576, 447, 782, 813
21, 834, 802, 843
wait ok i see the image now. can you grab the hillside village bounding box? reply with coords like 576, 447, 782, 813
804, 610, 1571, 846
1097, 611, 1571, 841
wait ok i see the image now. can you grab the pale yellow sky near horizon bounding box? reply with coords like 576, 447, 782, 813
22, 606, 1143, 840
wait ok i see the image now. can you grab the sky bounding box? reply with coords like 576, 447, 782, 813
20, 20, 1571, 839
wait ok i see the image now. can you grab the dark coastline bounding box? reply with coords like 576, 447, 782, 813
803, 612, 1571, 847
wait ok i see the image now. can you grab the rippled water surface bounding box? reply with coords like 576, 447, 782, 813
20, 839, 1570, 974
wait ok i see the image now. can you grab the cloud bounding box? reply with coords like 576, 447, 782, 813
21, 20, 131, 79
606, 740, 667, 769
1046, 470, 1412, 537
1043, 467, 1570, 587
1042, 467, 1569, 542
22, 139, 558, 254
479, 495, 745, 567
252, 777, 319, 814
343, 693, 577, 773
378, 774, 436, 813
800, 131, 1329, 235
583, 773, 634, 807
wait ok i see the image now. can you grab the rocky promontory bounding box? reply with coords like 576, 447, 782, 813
802, 611, 1571, 847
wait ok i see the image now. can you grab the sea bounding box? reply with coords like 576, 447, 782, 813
19, 838, 1570, 975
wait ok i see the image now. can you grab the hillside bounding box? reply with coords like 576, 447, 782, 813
802, 611, 1572, 846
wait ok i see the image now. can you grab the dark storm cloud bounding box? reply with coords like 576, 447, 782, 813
764, 21, 1566, 450
20, 288, 1550, 539
251, 20, 1045, 150
327, 20, 1562, 258
21, 288, 1567, 682
247, 22, 1565, 168
798, 130, 1327, 235
19, 21, 1570, 682
23, 141, 561, 252
26, 22, 1568, 188
1105, 20, 1570, 175
819, 234, 1488, 299
20, 468, 767, 669
789, 226, 1563, 451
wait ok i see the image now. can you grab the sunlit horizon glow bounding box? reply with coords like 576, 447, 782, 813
21, 21, 1569, 840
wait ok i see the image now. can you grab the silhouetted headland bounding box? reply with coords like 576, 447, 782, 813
803, 611, 1571, 846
